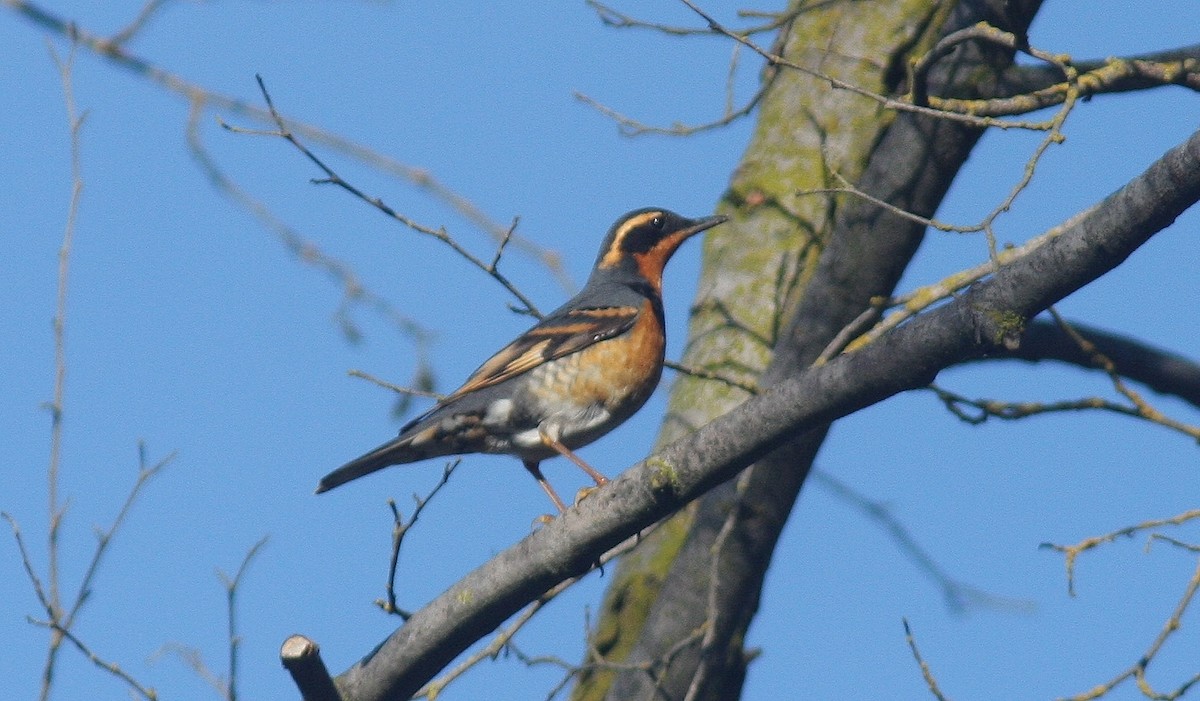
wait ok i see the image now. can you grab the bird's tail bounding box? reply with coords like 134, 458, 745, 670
315, 436, 413, 494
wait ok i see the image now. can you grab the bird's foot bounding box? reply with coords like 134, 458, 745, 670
574, 485, 601, 506
531, 513, 557, 529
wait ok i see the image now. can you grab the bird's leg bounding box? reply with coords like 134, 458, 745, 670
538, 428, 609, 486
523, 460, 567, 514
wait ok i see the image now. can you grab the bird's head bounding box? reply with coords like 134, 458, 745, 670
592, 208, 728, 293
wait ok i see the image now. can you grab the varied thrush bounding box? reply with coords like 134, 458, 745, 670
317, 208, 727, 512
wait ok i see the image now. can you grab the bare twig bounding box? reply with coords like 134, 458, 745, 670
489, 217, 521, 271
903, 619, 952, 701
1151, 535, 1200, 554
575, 84, 767, 137
844, 204, 1098, 352
664, 359, 759, 394
1054, 555, 1200, 701
8, 451, 171, 700
414, 520, 663, 699
108, 0, 169, 46
28, 618, 159, 700
1006, 319, 1200, 409
929, 380, 1200, 442
3, 513, 54, 622
46, 34, 83, 631
152, 643, 226, 698
347, 369, 445, 402
908, 22, 1072, 107
217, 536, 269, 701
225, 76, 544, 319
12, 46, 165, 701
186, 100, 435, 353
675, 0, 1057, 132
1041, 509, 1200, 597
931, 310, 1200, 442
812, 24, 1081, 264
588, 0, 808, 40
41, 43, 83, 701
378, 461, 460, 618
6, 0, 574, 290
799, 181, 972, 235
813, 302, 886, 365
683, 471, 748, 701
1049, 309, 1200, 439
813, 471, 1034, 614
588, 0, 715, 36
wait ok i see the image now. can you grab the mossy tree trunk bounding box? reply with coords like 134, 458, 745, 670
574, 2, 1043, 699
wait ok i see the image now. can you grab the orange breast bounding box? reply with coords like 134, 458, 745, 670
533, 299, 665, 415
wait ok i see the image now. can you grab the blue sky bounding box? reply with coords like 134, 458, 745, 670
3, 2, 1199, 700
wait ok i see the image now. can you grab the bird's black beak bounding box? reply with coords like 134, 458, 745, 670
677, 214, 729, 238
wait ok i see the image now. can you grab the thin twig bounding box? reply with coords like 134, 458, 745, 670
490, 217, 521, 271
927, 309, 1200, 441
67, 446, 175, 629
1055, 556, 1200, 701
186, 99, 435, 352
798, 184, 971, 234
929, 379, 1200, 442
589, 0, 808, 39
1040, 509, 1200, 597
844, 204, 1098, 353
1049, 309, 1200, 440
937, 51, 1200, 118
108, 0, 168, 46
348, 369, 445, 402
7, 0, 575, 290
152, 643, 226, 698
217, 536, 269, 701
664, 359, 759, 394
414, 520, 662, 698
1150, 534, 1200, 554
224, 76, 543, 318
575, 84, 767, 137
813, 470, 1034, 614
41, 42, 84, 701
675, 0, 1057, 132
805, 26, 1080, 265
377, 461, 460, 618
28, 617, 159, 700
684, 470, 749, 701
813, 302, 886, 366
903, 619, 952, 701
3, 513, 54, 621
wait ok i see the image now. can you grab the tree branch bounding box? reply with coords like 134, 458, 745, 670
938, 44, 1200, 117
2, 0, 575, 292
1000, 318, 1200, 408
303, 122, 1200, 701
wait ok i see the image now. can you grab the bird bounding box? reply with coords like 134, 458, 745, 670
317, 208, 728, 512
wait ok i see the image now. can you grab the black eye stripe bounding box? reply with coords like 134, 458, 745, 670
597, 209, 680, 268
621, 221, 664, 254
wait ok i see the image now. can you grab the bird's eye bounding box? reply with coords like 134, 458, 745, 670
650, 216, 664, 230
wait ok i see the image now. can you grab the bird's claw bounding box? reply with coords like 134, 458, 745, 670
574, 485, 601, 506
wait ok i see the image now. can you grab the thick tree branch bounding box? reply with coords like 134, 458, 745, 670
310, 123, 1200, 701
1001, 318, 1200, 408
940, 44, 1200, 117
